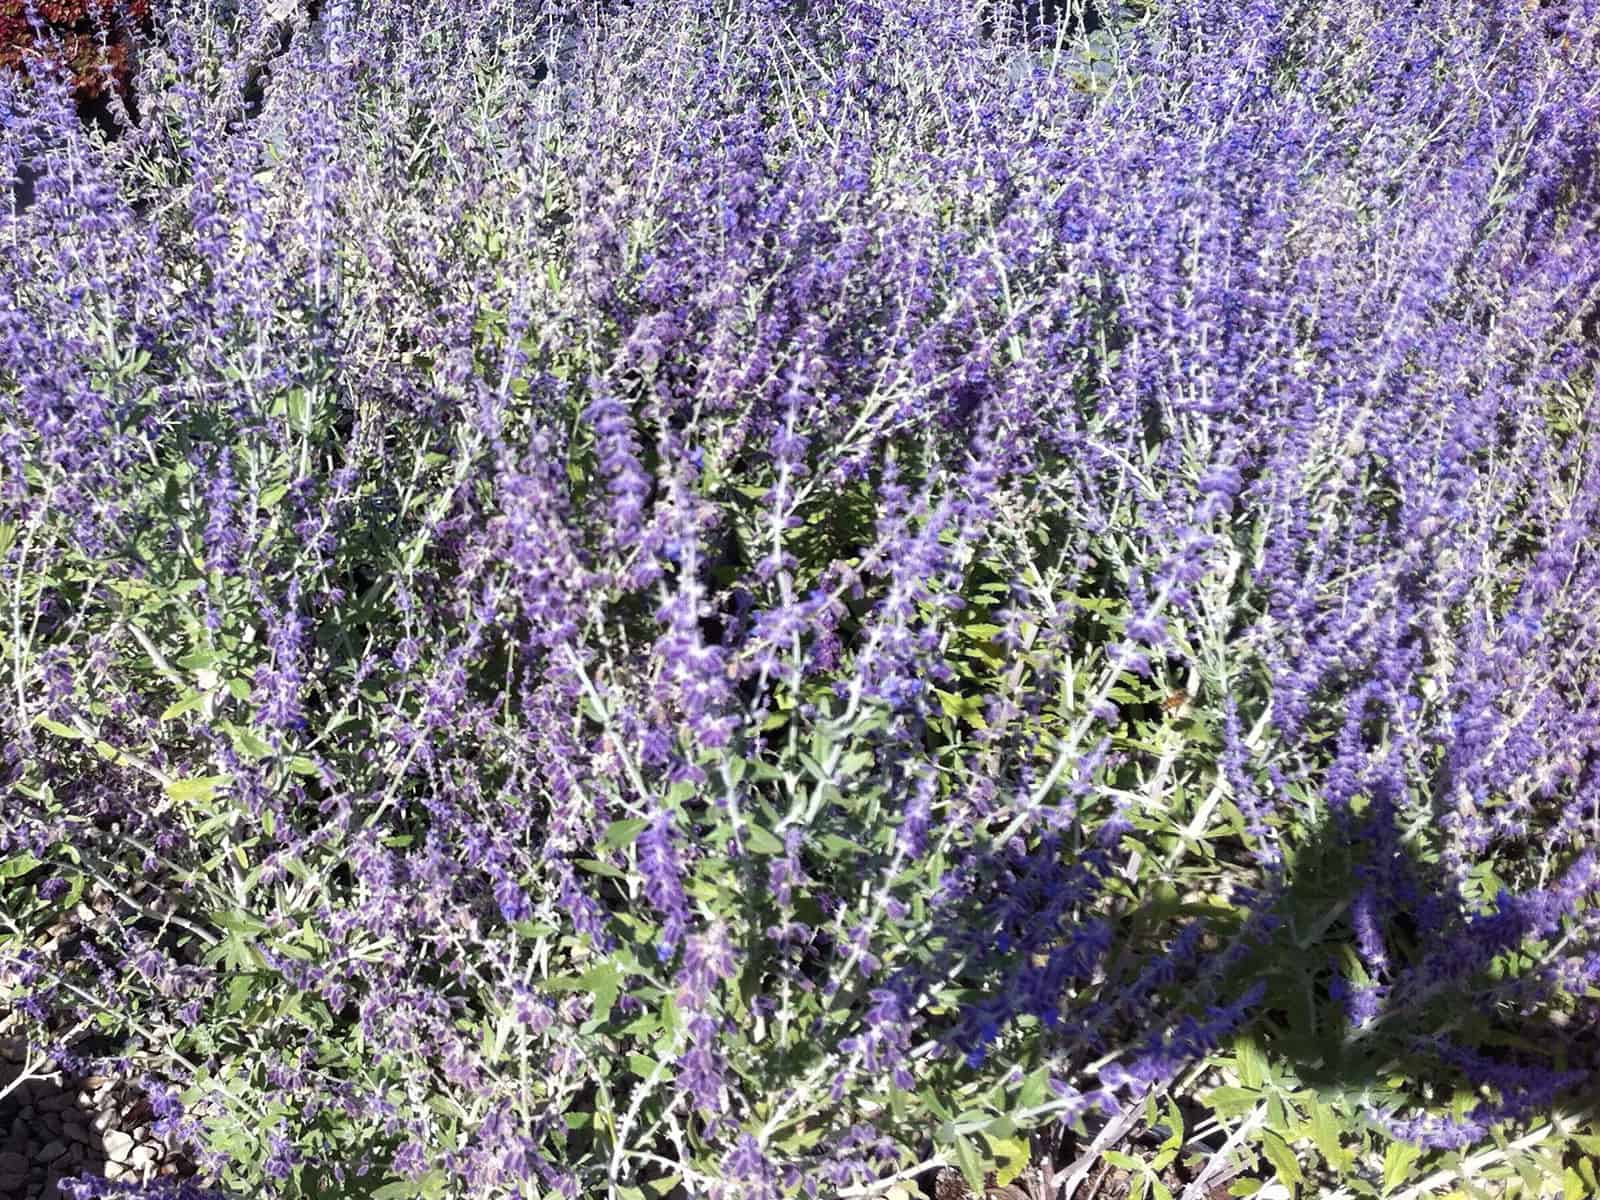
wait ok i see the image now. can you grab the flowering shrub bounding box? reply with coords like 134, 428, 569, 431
0, 0, 150, 101
2, 0, 1598, 1197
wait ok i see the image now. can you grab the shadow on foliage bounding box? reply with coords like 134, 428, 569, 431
895, 787, 1600, 1192
1222, 800, 1600, 1133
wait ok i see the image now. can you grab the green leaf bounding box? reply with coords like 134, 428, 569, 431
1207, 1086, 1260, 1119
741, 823, 785, 855
1161, 1101, 1185, 1151
982, 1132, 1030, 1186
225, 974, 255, 1014
584, 963, 621, 1023
160, 692, 208, 722
1233, 1034, 1268, 1088
838, 750, 875, 777
1259, 1130, 1302, 1187
211, 910, 268, 936
921, 1089, 954, 1124
227, 726, 273, 760
600, 818, 649, 850
1016, 1065, 1050, 1111
166, 775, 233, 804
954, 1134, 986, 1192
92, 739, 132, 766
369, 1181, 420, 1200
34, 717, 84, 741
627, 1054, 672, 1082
576, 858, 626, 879
0, 853, 42, 882
1309, 1101, 1349, 1170
818, 833, 865, 857
1382, 1141, 1421, 1195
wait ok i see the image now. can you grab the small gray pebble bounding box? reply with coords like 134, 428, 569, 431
31, 1141, 65, 1165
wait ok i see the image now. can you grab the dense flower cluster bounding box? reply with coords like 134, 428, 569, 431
1, 0, 1598, 1196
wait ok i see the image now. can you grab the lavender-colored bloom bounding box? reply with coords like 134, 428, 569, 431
4, 0, 1599, 1191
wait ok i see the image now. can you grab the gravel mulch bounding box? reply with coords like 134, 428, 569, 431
0, 1022, 191, 1200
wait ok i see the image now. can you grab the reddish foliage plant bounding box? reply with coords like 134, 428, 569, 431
0, 0, 151, 101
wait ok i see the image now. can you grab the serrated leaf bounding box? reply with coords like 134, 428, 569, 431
1382, 1142, 1421, 1195
1234, 1034, 1268, 1088
1259, 1129, 1302, 1186
1310, 1101, 1348, 1170
1208, 1086, 1260, 1119
954, 1134, 986, 1192
982, 1131, 1030, 1186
